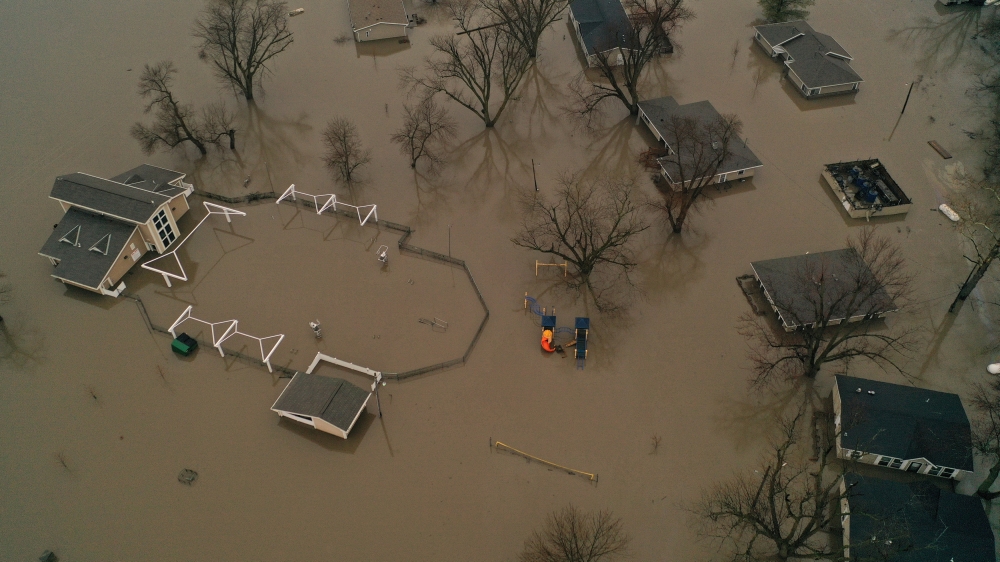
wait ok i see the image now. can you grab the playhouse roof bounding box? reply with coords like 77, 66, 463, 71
271, 372, 370, 432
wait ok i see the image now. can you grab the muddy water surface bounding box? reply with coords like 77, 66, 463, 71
1, 0, 998, 560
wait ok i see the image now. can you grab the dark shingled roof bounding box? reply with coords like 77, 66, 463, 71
844, 473, 993, 562
109, 164, 186, 197
751, 248, 896, 329
754, 20, 862, 89
837, 375, 973, 471
570, 0, 632, 57
271, 372, 370, 432
50, 173, 172, 224
638, 97, 762, 181
37, 207, 137, 289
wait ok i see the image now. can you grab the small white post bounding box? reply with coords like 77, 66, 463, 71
162, 273, 172, 288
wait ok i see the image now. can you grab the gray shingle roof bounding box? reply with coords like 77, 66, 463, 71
638, 97, 762, 179
754, 20, 862, 88
50, 173, 171, 224
570, 0, 632, 56
271, 372, 371, 432
38, 207, 137, 289
109, 164, 186, 197
349, 0, 408, 30
844, 473, 993, 561
837, 375, 973, 471
751, 248, 896, 329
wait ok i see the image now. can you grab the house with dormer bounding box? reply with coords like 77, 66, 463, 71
38, 164, 193, 297
753, 20, 863, 98
833, 375, 974, 481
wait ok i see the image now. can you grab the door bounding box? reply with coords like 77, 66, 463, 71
906, 462, 922, 473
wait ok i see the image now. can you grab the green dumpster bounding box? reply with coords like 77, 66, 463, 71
171, 333, 198, 356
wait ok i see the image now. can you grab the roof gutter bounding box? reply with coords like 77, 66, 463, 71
773, 32, 804, 47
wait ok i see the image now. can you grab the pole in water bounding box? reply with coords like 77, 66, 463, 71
228, 129, 235, 149
901, 81, 915, 115
448, 224, 452, 257
532, 159, 539, 191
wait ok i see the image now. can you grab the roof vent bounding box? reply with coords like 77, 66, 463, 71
856, 388, 862, 393
868, 390, 875, 395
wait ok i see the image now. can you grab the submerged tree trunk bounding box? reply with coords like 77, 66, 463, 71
978, 460, 1000, 500
951, 240, 1000, 312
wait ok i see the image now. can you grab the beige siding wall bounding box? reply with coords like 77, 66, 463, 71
312, 417, 348, 439
137, 223, 157, 251
106, 228, 146, 286
819, 82, 858, 95
355, 23, 407, 42
168, 194, 190, 221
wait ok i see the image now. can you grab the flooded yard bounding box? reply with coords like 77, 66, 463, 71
1, 0, 998, 559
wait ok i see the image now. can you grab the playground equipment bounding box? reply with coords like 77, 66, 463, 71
276, 184, 378, 226
168, 305, 284, 373
535, 260, 568, 277
524, 294, 589, 368
142, 202, 246, 288
574, 317, 590, 370
491, 438, 598, 483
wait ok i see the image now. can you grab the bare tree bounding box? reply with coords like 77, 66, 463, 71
130, 61, 234, 156
570, 0, 693, 117
694, 408, 841, 561
759, 0, 815, 23
391, 97, 457, 170
483, 0, 568, 59
948, 176, 1000, 312
512, 174, 649, 313
322, 117, 371, 184
737, 228, 916, 391
401, 4, 530, 128
650, 112, 743, 233
971, 373, 1000, 500
194, 0, 294, 101
0, 272, 10, 308
520, 505, 630, 562
696, 407, 927, 562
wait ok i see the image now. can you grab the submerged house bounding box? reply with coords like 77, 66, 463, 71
38, 164, 193, 297
833, 375, 974, 481
349, 0, 409, 43
840, 473, 994, 561
753, 20, 862, 98
271, 372, 372, 439
750, 248, 897, 331
568, 0, 633, 67
637, 97, 762, 189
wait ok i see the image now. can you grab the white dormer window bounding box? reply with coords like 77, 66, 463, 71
59, 225, 81, 247
89, 233, 111, 255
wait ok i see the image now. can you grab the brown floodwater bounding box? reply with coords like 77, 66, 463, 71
2, 0, 999, 559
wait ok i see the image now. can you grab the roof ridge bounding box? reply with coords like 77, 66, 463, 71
73, 172, 166, 204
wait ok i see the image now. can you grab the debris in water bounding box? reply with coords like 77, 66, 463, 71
928, 140, 952, 159
289, 8, 305, 16
178, 468, 198, 485
938, 204, 960, 222
38, 551, 57, 562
